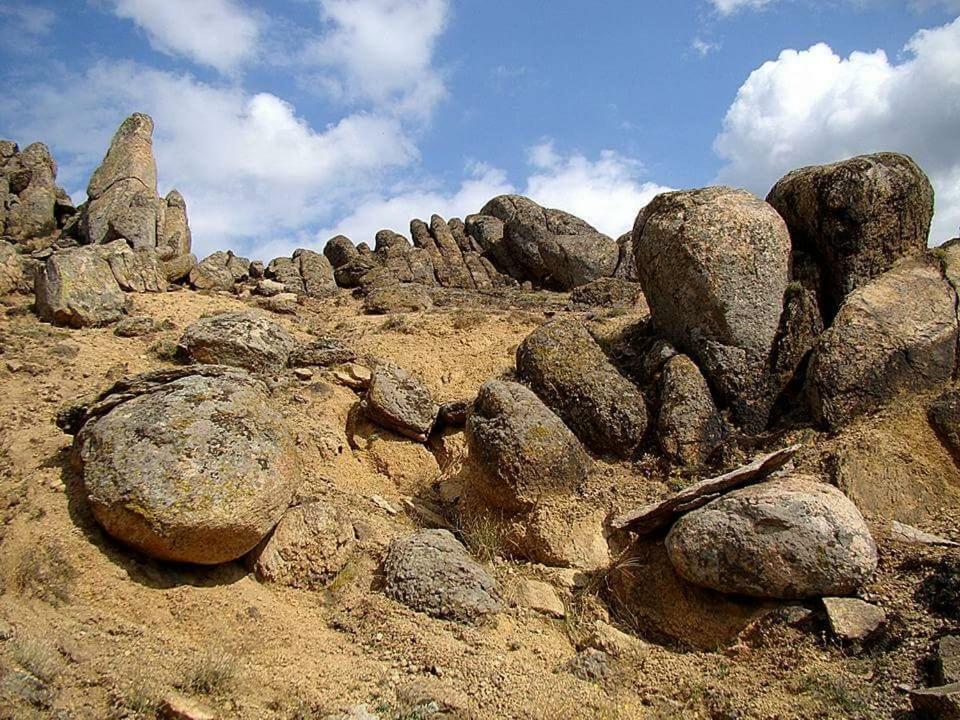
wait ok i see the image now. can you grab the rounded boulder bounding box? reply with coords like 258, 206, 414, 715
179, 311, 296, 373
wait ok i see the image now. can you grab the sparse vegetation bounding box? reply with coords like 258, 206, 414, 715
178, 646, 239, 695
12, 541, 77, 606
450, 309, 485, 331
797, 670, 876, 718
13, 636, 63, 683
378, 315, 416, 334
456, 511, 512, 563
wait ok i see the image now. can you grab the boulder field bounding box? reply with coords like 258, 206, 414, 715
4, 115, 960, 718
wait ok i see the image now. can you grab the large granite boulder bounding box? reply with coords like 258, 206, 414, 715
656, 354, 723, 467
179, 311, 297, 373
35, 245, 126, 327
361, 363, 438, 442
479, 195, 617, 289
189, 251, 238, 291
767, 153, 935, 318
159, 190, 192, 257
0, 141, 59, 247
516, 318, 648, 457
633, 186, 790, 432
382, 529, 501, 624
266, 249, 336, 296
0, 239, 24, 294
69, 367, 299, 564
665, 475, 878, 599
806, 257, 958, 429
465, 380, 592, 513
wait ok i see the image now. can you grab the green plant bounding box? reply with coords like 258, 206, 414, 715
456, 512, 511, 563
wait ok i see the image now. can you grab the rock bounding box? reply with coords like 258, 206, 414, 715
430, 214, 474, 289
768, 285, 824, 402
465, 213, 525, 281
891, 521, 959, 548
0, 239, 24, 293
363, 283, 432, 314
480, 195, 617, 289
249, 502, 356, 589
255, 279, 285, 297
612, 444, 799, 532
35, 246, 126, 327
515, 504, 610, 570
333, 363, 372, 390
634, 186, 790, 431
71, 367, 299, 564
190, 251, 237, 292
563, 649, 611, 682
465, 380, 592, 514
323, 706, 381, 720
570, 277, 642, 307
1, 142, 59, 245
114, 316, 159, 337
767, 152, 934, 318
159, 190, 192, 257
930, 389, 960, 464
806, 257, 957, 429
516, 318, 648, 457
99, 240, 166, 292
361, 363, 438, 442
665, 475, 878, 599
613, 231, 638, 281
226, 253, 251, 282
822, 597, 886, 641
158, 692, 217, 720
324, 235, 358, 268
82, 114, 160, 248
656, 354, 723, 467
937, 636, 960, 685
293, 368, 313, 381
249, 260, 264, 279
161, 252, 197, 283
288, 337, 356, 368
438, 399, 469, 428
586, 621, 649, 657
910, 683, 960, 720
179, 311, 296, 372
516, 579, 565, 618
295, 248, 337, 296
382, 529, 501, 623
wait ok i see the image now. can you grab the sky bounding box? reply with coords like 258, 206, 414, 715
1, 0, 958, 260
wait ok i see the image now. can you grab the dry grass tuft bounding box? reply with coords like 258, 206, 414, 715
13, 636, 63, 683
178, 645, 239, 695
13, 541, 77, 606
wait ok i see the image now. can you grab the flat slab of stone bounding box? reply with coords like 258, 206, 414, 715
611, 445, 799, 533
910, 683, 960, 719
891, 521, 959, 547
823, 597, 886, 641
517, 579, 565, 618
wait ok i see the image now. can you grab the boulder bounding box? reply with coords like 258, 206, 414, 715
665, 475, 878, 599
613, 231, 638, 281
114, 316, 160, 337
179, 311, 296, 373
249, 502, 356, 589
295, 248, 336, 296
633, 186, 790, 432
382, 529, 501, 624
0, 142, 59, 245
324, 235, 358, 268
361, 363, 438, 442
479, 195, 616, 289
100, 240, 166, 292
430, 215, 474, 289
71, 367, 299, 564
767, 152, 934, 318
189, 251, 236, 292
930, 389, 960, 463
159, 190, 192, 257
288, 337, 356, 368
0, 239, 24, 294
516, 318, 649, 457
806, 257, 958, 429
35, 246, 126, 327
656, 354, 723, 467
909, 683, 960, 719
570, 277, 642, 307
362, 283, 432, 314
822, 597, 886, 642
82, 113, 161, 248
465, 380, 592, 514
161, 252, 197, 283
937, 636, 960, 685
465, 213, 525, 281
516, 579, 565, 618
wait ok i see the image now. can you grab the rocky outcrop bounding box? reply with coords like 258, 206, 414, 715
189, 251, 238, 291
656, 354, 723, 467
665, 476, 878, 599
382, 529, 501, 624
178, 311, 296, 373
362, 283, 432, 314
516, 318, 648, 457
0, 239, 25, 294
480, 195, 617, 289
929, 389, 960, 463
466, 380, 592, 513
633, 186, 791, 432
0, 141, 65, 250
287, 337, 356, 368
249, 502, 356, 589
806, 256, 958, 429
361, 364, 438, 442
265, 249, 336, 297
768, 152, 935, 319
569, 277, 642, 307
66, 366, 299, 564
35, 245, 128, 327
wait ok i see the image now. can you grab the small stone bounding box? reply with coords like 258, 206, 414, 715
891, 521, 959, 548
516, 579, 565, 618
823, 597, 886, 641
158, 692, 216, 720
333, 363, 372, 390
371, 494, 398, 515
293, 368, 313, 381
114, 315, 159, 337
937, 636, 960, 685
563, 649, 611, 682
361, 363, 438, 442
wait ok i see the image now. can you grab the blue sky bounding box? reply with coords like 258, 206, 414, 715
1, 0, 958, 259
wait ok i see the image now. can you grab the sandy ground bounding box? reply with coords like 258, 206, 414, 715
1, 286, 959, 719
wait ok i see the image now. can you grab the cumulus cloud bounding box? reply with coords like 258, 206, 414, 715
524, 142, 674, 239
715, 16, 960, 243
709, 0, 776, 15
0, 61, 418, 256
110, 0, 261, 73
0, 3, 56, 52
301, 0, 449, 117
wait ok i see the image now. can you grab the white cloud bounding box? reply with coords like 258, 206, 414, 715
709, 0, 776, 15
301, 0, 449, 117
0, 61, 418, 256
0, 3, 56, 52
523, 142, 674, 239
715, 16, 960, 244
110, 0, 261, 73
692, 37, 721, 56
